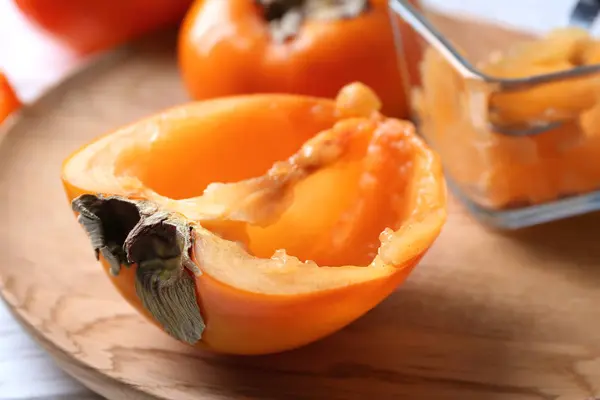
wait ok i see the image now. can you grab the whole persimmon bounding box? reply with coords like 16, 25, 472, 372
177, 0, 421, 118
62, 82, 447, 355
14, 0, 193, 54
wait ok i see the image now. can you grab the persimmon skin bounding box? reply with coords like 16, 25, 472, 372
14, 0, 193, 54
86, 254, 419, 355
0, 73, 21, 123
177, 0, 418, 118
62, 90, 446, 355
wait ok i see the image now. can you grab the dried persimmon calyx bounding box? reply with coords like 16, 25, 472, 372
71, 194, 151, 275
256, 0, 370, 43
72, 194, 205, 344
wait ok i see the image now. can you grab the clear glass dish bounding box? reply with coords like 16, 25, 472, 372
388, 0, 600, 228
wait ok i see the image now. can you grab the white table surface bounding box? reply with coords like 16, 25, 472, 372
0, 0, 595, 399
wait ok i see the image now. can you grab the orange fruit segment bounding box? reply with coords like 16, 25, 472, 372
413, 27, 600, 210
62, 82, 447, 355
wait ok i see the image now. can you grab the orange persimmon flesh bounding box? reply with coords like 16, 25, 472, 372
414, 27, 600, 209
484, 27, 600, 125
62, 83, 447, 355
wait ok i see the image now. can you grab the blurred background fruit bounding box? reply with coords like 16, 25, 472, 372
13, 0, 194, 54
0, 72, 21, 123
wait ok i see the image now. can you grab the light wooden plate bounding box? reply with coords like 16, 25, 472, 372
1, 16, 600, 400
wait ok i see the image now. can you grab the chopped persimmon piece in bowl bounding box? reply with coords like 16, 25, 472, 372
61, 82, 447, 355
414, 27, 600, 210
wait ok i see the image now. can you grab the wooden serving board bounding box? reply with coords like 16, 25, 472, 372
1, 16, 599, 400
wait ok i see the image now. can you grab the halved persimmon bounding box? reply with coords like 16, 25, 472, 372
61, 83, 447, 355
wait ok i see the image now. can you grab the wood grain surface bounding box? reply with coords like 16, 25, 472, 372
0, 17, 599, 400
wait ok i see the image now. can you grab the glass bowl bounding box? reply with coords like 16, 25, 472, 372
389, 0, 600, 228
